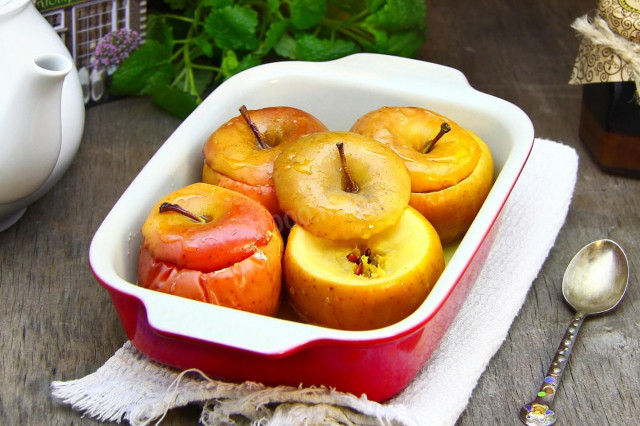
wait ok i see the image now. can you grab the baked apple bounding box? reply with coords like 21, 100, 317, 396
272, 131, 411, 241
283, 206, 444, 330
351, 106, 494, 244
202, 106, 328, 223
137, 182, 283, 316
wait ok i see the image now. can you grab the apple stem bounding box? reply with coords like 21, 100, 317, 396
336, 142, 359, 193
159, 202, 207, 223
422, 122, 451, 153
239, 105, 270, 149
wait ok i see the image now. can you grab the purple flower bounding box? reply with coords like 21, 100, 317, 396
93, 29, 141, 71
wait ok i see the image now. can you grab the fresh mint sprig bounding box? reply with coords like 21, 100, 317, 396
110, 0, 427, 119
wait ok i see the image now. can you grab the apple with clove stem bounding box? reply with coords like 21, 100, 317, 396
202, 106, 328, 223
272, 131, 412, 241
283, 206, 445, 330
137, 182, 283, 316
351, 106, 494, 244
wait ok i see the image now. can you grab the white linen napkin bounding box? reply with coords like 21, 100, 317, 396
51, 138, 579, 425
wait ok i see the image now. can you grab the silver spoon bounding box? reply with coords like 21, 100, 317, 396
519, 239, 629, 425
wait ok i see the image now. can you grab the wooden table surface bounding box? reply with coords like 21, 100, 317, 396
2, 1, 638, 424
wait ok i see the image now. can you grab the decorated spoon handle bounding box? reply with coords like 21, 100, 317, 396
519, 312, 586, 425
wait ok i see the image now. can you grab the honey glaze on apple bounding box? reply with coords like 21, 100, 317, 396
201, 106, 329, 231
135, 105, 493, 331
273, 131, 412, 241
351, 106, 494, 244
137, 183, 283, 317
269, 129, 443, 330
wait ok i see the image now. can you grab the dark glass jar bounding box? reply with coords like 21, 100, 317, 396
579, 81, 640, 177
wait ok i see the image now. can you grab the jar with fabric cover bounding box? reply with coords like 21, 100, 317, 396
570, 0, 640, 177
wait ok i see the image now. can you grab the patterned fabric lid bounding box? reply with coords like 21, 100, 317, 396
570, 0, 640, 85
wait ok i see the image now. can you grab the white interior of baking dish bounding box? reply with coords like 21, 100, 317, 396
89, 53, 534, 355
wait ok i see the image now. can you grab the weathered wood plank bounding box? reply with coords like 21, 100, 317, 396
1, 1, 638, 424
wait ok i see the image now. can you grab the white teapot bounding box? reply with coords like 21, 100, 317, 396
0, 0, 85, 231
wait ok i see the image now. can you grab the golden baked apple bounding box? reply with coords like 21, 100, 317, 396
137, 183, 283, 316
272, 131, 411, 241
283, 206, 445, 330
202, 106, 328, 222
351, 106, 494, 244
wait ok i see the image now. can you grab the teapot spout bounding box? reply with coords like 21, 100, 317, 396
0, 53, 72, 204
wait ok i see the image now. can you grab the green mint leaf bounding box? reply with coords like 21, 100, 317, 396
273, 33, 297, 59
146, 15, 174, 49
290, 0, 326, 30
296, 34, 359, 61
385, 30, 425, 57
357, 23, 387, 52
192, 68, 214, 95
109, 0, 428, 120
364, 0, 385, 12
110, 40, 174, 95
267, 0, 280, 14
221, 50, 261, 78
204, 5, 259, 51
233, 53, 261, 76
194, 37, 215, 57
202, 0, 233, 8
327, 0, 367, 15
257, 19, 290, 56
148, 84, 199, 120
361, 22, 425, 57
365, 0, 426, 31
142, 71, 176, 98
220, 50, 239, 78
159, 13, 192, 41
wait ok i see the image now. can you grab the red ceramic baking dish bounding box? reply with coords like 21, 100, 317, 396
89, 53, 534, 402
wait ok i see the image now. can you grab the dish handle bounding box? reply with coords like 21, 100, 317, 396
328, 53, 471, 87
138, 289, 325, 355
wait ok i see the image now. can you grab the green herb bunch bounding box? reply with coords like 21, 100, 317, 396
110, 0, 427, 118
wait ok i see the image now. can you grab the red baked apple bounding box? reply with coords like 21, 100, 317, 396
202, 106, 328, 228
137, 182, 283, 316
